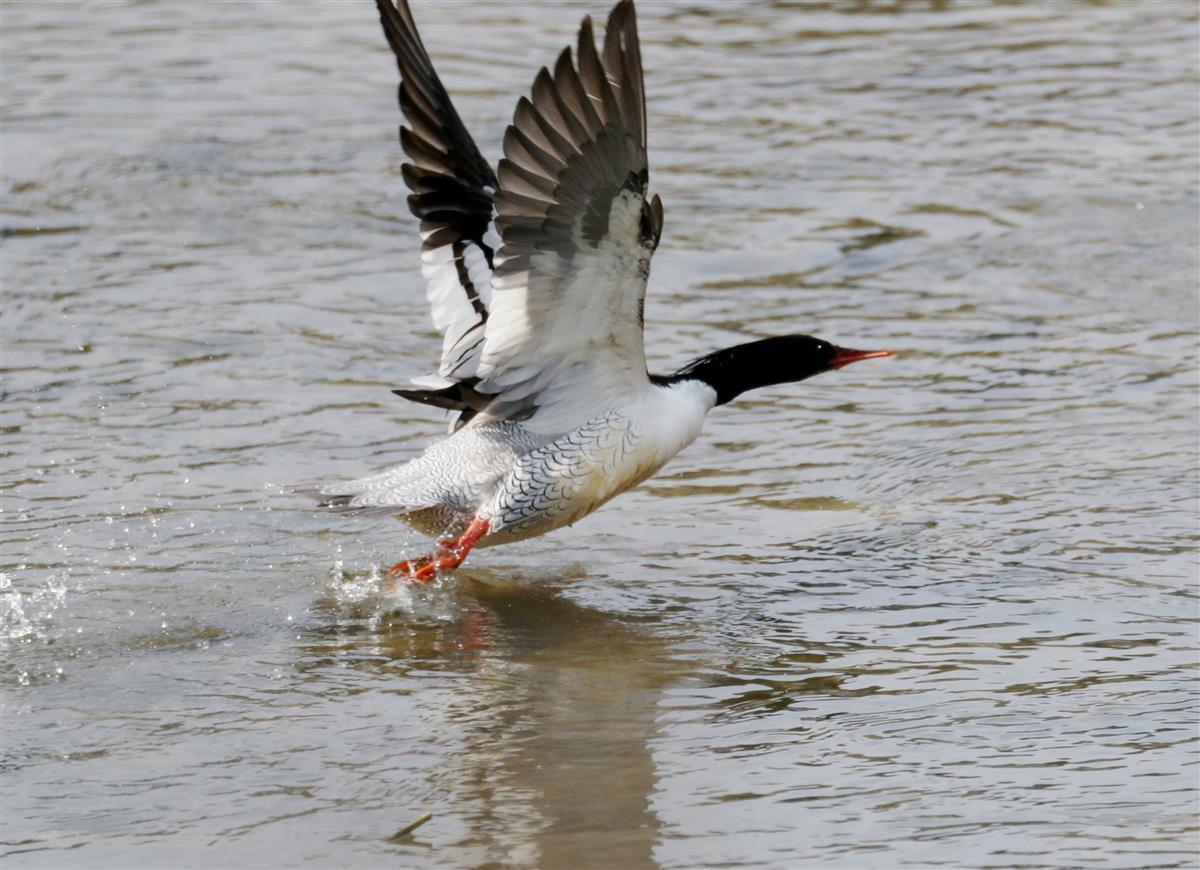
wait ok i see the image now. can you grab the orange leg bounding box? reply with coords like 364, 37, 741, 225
388, 517, 490, 583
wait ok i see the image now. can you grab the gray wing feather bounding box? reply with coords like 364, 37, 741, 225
473, 1, 665, 427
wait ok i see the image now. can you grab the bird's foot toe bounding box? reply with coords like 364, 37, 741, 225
387, 517, 489, 586
388, 551, 463, 584
388, 554, 434, 578
410, 554, 464, 582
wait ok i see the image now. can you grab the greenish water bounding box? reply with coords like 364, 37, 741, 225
2, 1, 1197, 867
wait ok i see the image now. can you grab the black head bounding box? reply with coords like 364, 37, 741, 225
662, 335, 893, 405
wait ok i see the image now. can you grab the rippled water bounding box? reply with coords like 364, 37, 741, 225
3, 1, 1198, 867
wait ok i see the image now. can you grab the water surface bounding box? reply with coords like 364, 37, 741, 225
2, 1, 1197, 867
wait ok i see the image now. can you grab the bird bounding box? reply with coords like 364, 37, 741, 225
308, 0, 894, 581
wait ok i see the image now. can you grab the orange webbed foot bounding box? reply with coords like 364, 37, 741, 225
386, 517, 490, 585
388, 554, 437, 579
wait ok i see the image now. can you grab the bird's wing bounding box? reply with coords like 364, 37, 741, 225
473, 0, 664, 427
376, 0, 500, 384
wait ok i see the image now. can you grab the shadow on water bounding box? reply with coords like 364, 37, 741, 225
302, 570, 687, 867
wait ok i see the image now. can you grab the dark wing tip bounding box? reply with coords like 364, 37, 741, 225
376, 0, 498, 193
393, 378, 491, 412
494, 0, 658, 254
392, 386, 468, 411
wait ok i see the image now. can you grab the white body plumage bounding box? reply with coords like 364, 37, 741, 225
326, 380, 716, 546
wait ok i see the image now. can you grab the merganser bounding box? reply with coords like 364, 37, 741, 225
309, 0, 894, 581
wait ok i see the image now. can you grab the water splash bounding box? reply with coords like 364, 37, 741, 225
0, 572, 74, 686
321, 558, 463, 626
0, 572, 70, 648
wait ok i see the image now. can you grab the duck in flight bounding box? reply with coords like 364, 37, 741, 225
311, 0, 894, 581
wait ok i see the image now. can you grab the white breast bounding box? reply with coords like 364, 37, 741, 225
633, 379, 718, 464
481, 380, 717, 543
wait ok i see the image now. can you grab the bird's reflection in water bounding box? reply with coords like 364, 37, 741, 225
308, 568, 685, 868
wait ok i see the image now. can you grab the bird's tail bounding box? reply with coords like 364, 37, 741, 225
293, 484, 423, 518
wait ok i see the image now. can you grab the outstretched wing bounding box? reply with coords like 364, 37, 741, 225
376, 0, 500, 383
473, 0, 664, 427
